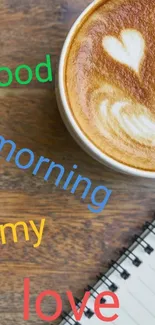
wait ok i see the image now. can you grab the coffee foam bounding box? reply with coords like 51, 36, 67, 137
65, 0, 155, 170
102, 29, 145, 75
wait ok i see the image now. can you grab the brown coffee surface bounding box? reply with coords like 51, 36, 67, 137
65, 0, 155, 171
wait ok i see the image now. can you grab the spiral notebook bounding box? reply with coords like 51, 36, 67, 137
59, 220, 155, 325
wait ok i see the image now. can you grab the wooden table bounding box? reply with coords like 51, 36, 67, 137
0, 0, 155, 324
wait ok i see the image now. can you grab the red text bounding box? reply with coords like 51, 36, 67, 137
23, 278, 119, 322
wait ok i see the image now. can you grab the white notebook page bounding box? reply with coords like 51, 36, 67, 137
60, 221, 155, 325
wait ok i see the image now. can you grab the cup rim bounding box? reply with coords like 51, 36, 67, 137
58, 0, 155, 178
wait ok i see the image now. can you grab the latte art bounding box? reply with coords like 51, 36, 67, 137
66, 0, 155, 170
98, 94, 155, 146
102, 29, 145, 75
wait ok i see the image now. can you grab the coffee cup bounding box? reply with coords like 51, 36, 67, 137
56, 0, 155, 178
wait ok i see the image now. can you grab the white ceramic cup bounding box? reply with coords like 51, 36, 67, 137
56, 0, 155, 178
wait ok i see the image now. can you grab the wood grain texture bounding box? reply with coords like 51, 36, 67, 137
0, 1, 154, 324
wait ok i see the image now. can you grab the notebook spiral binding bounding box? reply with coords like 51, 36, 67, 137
60, 219, 155, 325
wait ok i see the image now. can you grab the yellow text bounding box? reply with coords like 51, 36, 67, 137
0, 218, 45, 248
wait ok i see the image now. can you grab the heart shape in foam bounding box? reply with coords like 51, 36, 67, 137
102, 29, 145, 74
